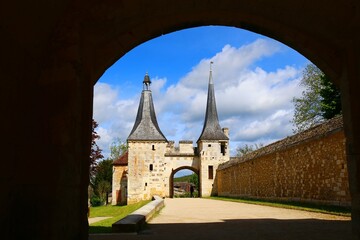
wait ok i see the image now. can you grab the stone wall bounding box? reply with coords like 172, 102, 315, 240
216, 116, 351, 206
112, 165, 128, 205
127, 141, 169, 204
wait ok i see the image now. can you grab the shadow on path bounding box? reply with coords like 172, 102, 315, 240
89, 218, 352, 240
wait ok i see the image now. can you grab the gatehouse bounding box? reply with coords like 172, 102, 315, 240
112, 65, 230, 204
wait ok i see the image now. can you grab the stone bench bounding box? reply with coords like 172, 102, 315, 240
112, 196, 165, 233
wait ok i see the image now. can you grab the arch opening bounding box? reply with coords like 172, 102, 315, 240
170, 167, 200, 198
2, 1, 359, 239
94, 26, 309, 157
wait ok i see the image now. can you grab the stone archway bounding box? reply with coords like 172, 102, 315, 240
2, 1, 360, 240
170, 167, 200, 198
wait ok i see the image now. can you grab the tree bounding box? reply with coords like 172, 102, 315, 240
189, 173, 199, 191
109, 138, 128, 161
291, 64, 323, 133
96, 180, 111, 205
320, 74, 342, 119
291, 63, 341, 133
235, 143, 263, 157
90, 119, 103, 176
92, 159, 113, 205
90, 138, 127, 205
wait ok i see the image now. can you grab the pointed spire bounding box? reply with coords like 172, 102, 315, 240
128, 73, 167, 141
198, 62, 228, 141
209, 61, 214, 84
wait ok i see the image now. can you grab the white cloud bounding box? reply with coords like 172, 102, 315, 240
93, 38, 305, 158
93, 83, 119, 123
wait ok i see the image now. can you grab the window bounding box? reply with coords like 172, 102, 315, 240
221, 142, 226, 156
208, 165, 213, 179
152, 145, 155, 150
208, 144, 211, 147
149, 164, 153, 171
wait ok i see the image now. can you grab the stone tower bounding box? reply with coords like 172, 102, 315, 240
113, 68, 230, 205
197, 62, 229, 197
127, 73, 168, 204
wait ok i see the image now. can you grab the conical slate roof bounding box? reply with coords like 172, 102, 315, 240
198, 64, 228, 141
128, 74, 167, 141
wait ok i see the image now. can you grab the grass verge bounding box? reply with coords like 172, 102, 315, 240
89, 200, 150, 234
208, 196, 351, 217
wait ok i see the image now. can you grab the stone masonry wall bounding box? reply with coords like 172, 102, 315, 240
216, 116, 351, 206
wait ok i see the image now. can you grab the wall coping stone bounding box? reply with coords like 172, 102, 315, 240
112, 195, 164, 233
220, 116, 343, 170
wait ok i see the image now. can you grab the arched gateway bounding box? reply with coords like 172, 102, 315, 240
169, 166, 200, 198
112, 65, 230, 204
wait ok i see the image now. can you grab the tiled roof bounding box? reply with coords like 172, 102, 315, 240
113, 151, 128, 166
128, 74, 167, 141
198, 68, 228, 141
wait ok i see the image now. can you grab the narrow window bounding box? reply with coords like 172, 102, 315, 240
152, 145, 155, 150
221, 142, 226, 156
208, 144, 211, 147
149, 164, 153, 171
208, 165, 213, 179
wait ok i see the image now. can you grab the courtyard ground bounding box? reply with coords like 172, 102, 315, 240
89, 198, 352, 240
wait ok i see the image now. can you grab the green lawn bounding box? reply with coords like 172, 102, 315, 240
88, 200, 150, 234
209, 196, 351, 217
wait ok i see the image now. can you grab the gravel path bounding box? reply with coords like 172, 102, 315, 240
150, 198, 349, 223
89, 198, 352, 240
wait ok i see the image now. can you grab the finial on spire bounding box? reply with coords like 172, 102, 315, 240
143, 72, 151, 90
209, 61, 214, 84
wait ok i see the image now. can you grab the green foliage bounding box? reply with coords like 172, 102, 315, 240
89, 138, 127, 205
174, 173, 199, 188
96, 180, 111, 205
90, 196, 102, 207
291, 64, 323, 133
235, 143, 263, 157
90, 119, 104, 176
173, 173, 199, 198
320, 75, 342, 119
291, 63, 342, 133
189, 173, 199, 190
91, 159, 113, 205
110, 138, 128, 161
93, 159, 113, 184
174, 175, 192, 183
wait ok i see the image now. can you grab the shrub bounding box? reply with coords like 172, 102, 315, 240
91, 196, 102, 207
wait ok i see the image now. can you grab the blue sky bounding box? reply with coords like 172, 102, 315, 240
93, 26, 309, 173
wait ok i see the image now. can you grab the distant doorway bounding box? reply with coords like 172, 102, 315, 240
170, 167, 200, 198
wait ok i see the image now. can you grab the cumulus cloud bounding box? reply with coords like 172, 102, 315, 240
93, 38, 305, 158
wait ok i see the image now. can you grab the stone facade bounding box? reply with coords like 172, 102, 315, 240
216, 116, 351, 206
112, 165, 128, 205
198, 136, 229, 196
112, 152, 129, 205
114, 137, 230, 204
113, 71, 229, 204
127, 141, 169, 204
